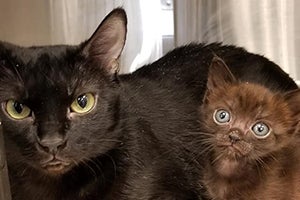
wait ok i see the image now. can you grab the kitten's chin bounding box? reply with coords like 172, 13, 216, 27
214, 158, 247, 178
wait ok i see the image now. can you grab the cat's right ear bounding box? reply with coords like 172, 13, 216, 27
81, 8, 127, 74
206, 56, 237, 91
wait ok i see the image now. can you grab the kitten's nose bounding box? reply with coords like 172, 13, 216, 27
38, 137, 67, 154
228, 129, 241, 143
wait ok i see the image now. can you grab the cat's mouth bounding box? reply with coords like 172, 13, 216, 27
217, 141, 252, 157
41, 159, 71, 175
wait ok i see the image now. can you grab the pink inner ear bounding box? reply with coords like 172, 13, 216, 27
82, 8, 127, 73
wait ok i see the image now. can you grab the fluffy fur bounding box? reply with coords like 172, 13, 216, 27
0, 8, 298, 200
198, 57, 300, 200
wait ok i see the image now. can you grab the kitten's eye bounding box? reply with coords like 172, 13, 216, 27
5, 100, 31, 120
251, 122, 271, 138
213, 109, 231, 124
70, 93, 95, 114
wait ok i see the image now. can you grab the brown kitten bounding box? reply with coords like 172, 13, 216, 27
199, 57, 300, 200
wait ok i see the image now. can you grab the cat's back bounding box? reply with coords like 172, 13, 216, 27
130, 43, 297, 93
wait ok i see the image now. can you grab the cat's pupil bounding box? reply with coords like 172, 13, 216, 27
13, 102, 24, 113
77, 95, 88, 108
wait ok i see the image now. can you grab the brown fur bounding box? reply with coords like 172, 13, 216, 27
199, 57, 300, 200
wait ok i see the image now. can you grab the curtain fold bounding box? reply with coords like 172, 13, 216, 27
174, 0, 299, 81
0, 0, 162, 73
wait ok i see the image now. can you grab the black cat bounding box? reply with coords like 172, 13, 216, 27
0, 8, 201, 200
0, 8, 297, 200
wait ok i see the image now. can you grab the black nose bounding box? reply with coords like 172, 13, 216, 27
38, 137, 67, 154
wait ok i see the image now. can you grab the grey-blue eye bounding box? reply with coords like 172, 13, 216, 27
213, 109, 231, 124
251, 122, 270, 138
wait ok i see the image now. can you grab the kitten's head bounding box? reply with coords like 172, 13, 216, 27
200, 57, 300, 177
0, 8, 127, 176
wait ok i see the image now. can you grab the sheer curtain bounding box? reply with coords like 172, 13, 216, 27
0, 0, 162, 73
174, 0, 300, 81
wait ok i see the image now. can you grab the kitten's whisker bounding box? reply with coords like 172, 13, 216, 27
211, 152, 225, 165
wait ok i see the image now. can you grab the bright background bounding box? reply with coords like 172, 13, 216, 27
0, 0, 299, 82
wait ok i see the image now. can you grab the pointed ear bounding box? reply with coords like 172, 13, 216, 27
82, 8, 127, 74
203, 56, 237, 103
206, 56, 237, 91
283, 89, 300, 132
284, 89, 300, 115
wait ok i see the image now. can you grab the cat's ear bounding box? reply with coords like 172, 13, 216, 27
81, 8, 127, 74
283, 89, 300, 132
206, 56, 237, 91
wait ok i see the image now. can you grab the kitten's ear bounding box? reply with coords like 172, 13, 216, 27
81, 8, 127, 74
203, 56, 237, 103
283, 89, 300, 132
284, 89, 300, 114
206, 56, 237, 91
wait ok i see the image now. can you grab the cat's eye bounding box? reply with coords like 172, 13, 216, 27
251, 122, 271, 138
5, 100, 31, 120
70, 93, 95, 114
213, 109, 231, 124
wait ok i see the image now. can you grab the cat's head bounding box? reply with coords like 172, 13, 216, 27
0, 8, 127, 176
200, 57, 300, 177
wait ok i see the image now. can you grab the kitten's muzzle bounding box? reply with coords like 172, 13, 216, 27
228, 129, 241, 143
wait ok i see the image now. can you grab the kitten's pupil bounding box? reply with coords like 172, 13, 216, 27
252, 122, 270, 138
13, 102, 24, 113
219, 112, 227, 119
77, 95, 88, 108
214, 109, 231, 124
257, 125, 265, 132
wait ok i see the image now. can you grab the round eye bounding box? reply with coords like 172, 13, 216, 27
251, 122, 271, 138
5, 100, 31, 120
70, 93, 95, 114
213, 109, 231, 124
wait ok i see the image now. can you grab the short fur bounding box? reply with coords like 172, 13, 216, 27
0, 8, 298, 200
0, 9, 200, 200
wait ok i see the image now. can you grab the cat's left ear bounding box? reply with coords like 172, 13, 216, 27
206, 56, 237, 92
81, 8, 127, 74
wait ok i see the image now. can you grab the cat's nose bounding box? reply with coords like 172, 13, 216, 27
228, 129, 241, 143
38, 137, 67, 154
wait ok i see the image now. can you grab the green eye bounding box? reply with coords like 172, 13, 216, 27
70, 93, 95, 114
6, 100, 31, 120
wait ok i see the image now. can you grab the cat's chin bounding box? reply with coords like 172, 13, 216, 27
40, 159, 73, 176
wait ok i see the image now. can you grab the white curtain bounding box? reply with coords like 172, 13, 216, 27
0, 0, 162, 73
174, 0, 300, 81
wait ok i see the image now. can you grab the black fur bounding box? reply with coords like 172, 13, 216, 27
0, 8, 297, 200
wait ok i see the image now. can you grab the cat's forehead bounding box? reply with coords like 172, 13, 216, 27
0, 42, 102, 101
0, 41, 77, 64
